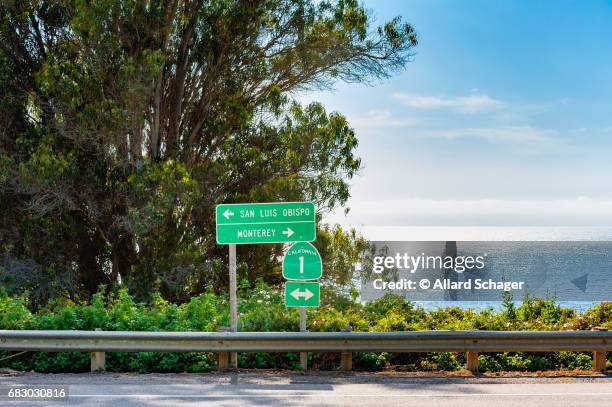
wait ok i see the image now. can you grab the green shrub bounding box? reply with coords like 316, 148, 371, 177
478, 354, 503, 372
435, 352, 462, 371
0, 288, 33, 329
557, 352, 592, 370
0, 284, 610, 373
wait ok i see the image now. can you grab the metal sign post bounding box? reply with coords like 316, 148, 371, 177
299, 307, 307, 370
282, 241, 323, 370
229, 244, 237, 368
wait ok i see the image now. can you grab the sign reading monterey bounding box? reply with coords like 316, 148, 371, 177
216, 202, 316, 244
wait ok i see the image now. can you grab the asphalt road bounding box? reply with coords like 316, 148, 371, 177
0, 372, 610, 407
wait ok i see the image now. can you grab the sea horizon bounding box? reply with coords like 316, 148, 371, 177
347, 226, 612, 242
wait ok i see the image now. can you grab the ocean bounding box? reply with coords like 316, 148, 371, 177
357, 227, 612, 312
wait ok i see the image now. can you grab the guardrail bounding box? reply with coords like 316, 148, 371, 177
0, 329, 609, 373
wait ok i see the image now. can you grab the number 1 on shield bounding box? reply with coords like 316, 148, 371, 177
299, 256, 304, 274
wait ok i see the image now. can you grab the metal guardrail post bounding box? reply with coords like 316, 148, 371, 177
466, 351, 478, 373
592, 327, 608, 371
217, 327, 230, 371
90, 328, 106, 372
340, 327, 352, 371
593, 351, 607, 371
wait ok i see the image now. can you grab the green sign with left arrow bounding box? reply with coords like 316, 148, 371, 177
284, 281, 320, 307
216, 202, 315, 244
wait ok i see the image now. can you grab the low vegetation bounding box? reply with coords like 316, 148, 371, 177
0, 283, 610, 373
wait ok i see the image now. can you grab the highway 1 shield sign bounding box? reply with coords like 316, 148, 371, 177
282, 242, 322, 280
284, 282, 320, 307
216, 202, 316, 244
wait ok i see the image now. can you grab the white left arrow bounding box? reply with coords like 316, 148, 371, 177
223, 209, 234, 219
282, 227, 294, 238
290, 288, 314, 301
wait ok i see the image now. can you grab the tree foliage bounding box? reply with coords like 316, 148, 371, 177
0, 0, 417, 305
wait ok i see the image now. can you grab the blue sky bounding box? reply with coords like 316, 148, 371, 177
304, 0, 612, 228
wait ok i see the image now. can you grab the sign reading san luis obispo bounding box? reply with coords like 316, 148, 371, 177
216, 202, 316, 244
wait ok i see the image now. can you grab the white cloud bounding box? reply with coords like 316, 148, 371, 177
348, 109, 426, 128
392, 93, 503, 113
325, 198, 612, 228
418, 126, 559, 145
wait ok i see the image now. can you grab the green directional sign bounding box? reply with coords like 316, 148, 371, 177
216, 202, 316, 244
284, 282, 320, 307
282, 242, 322, 280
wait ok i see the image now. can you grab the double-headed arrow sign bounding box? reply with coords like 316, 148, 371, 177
284, 282, 320, 307
216, 202, 315, 244
290, 287, 314, 300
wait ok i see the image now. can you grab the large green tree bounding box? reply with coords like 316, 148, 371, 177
0, 0, 417, 305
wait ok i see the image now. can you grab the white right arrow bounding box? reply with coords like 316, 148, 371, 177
282, 227, 294, 238
290, 288, 314, 301
222, 209, 234, 219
